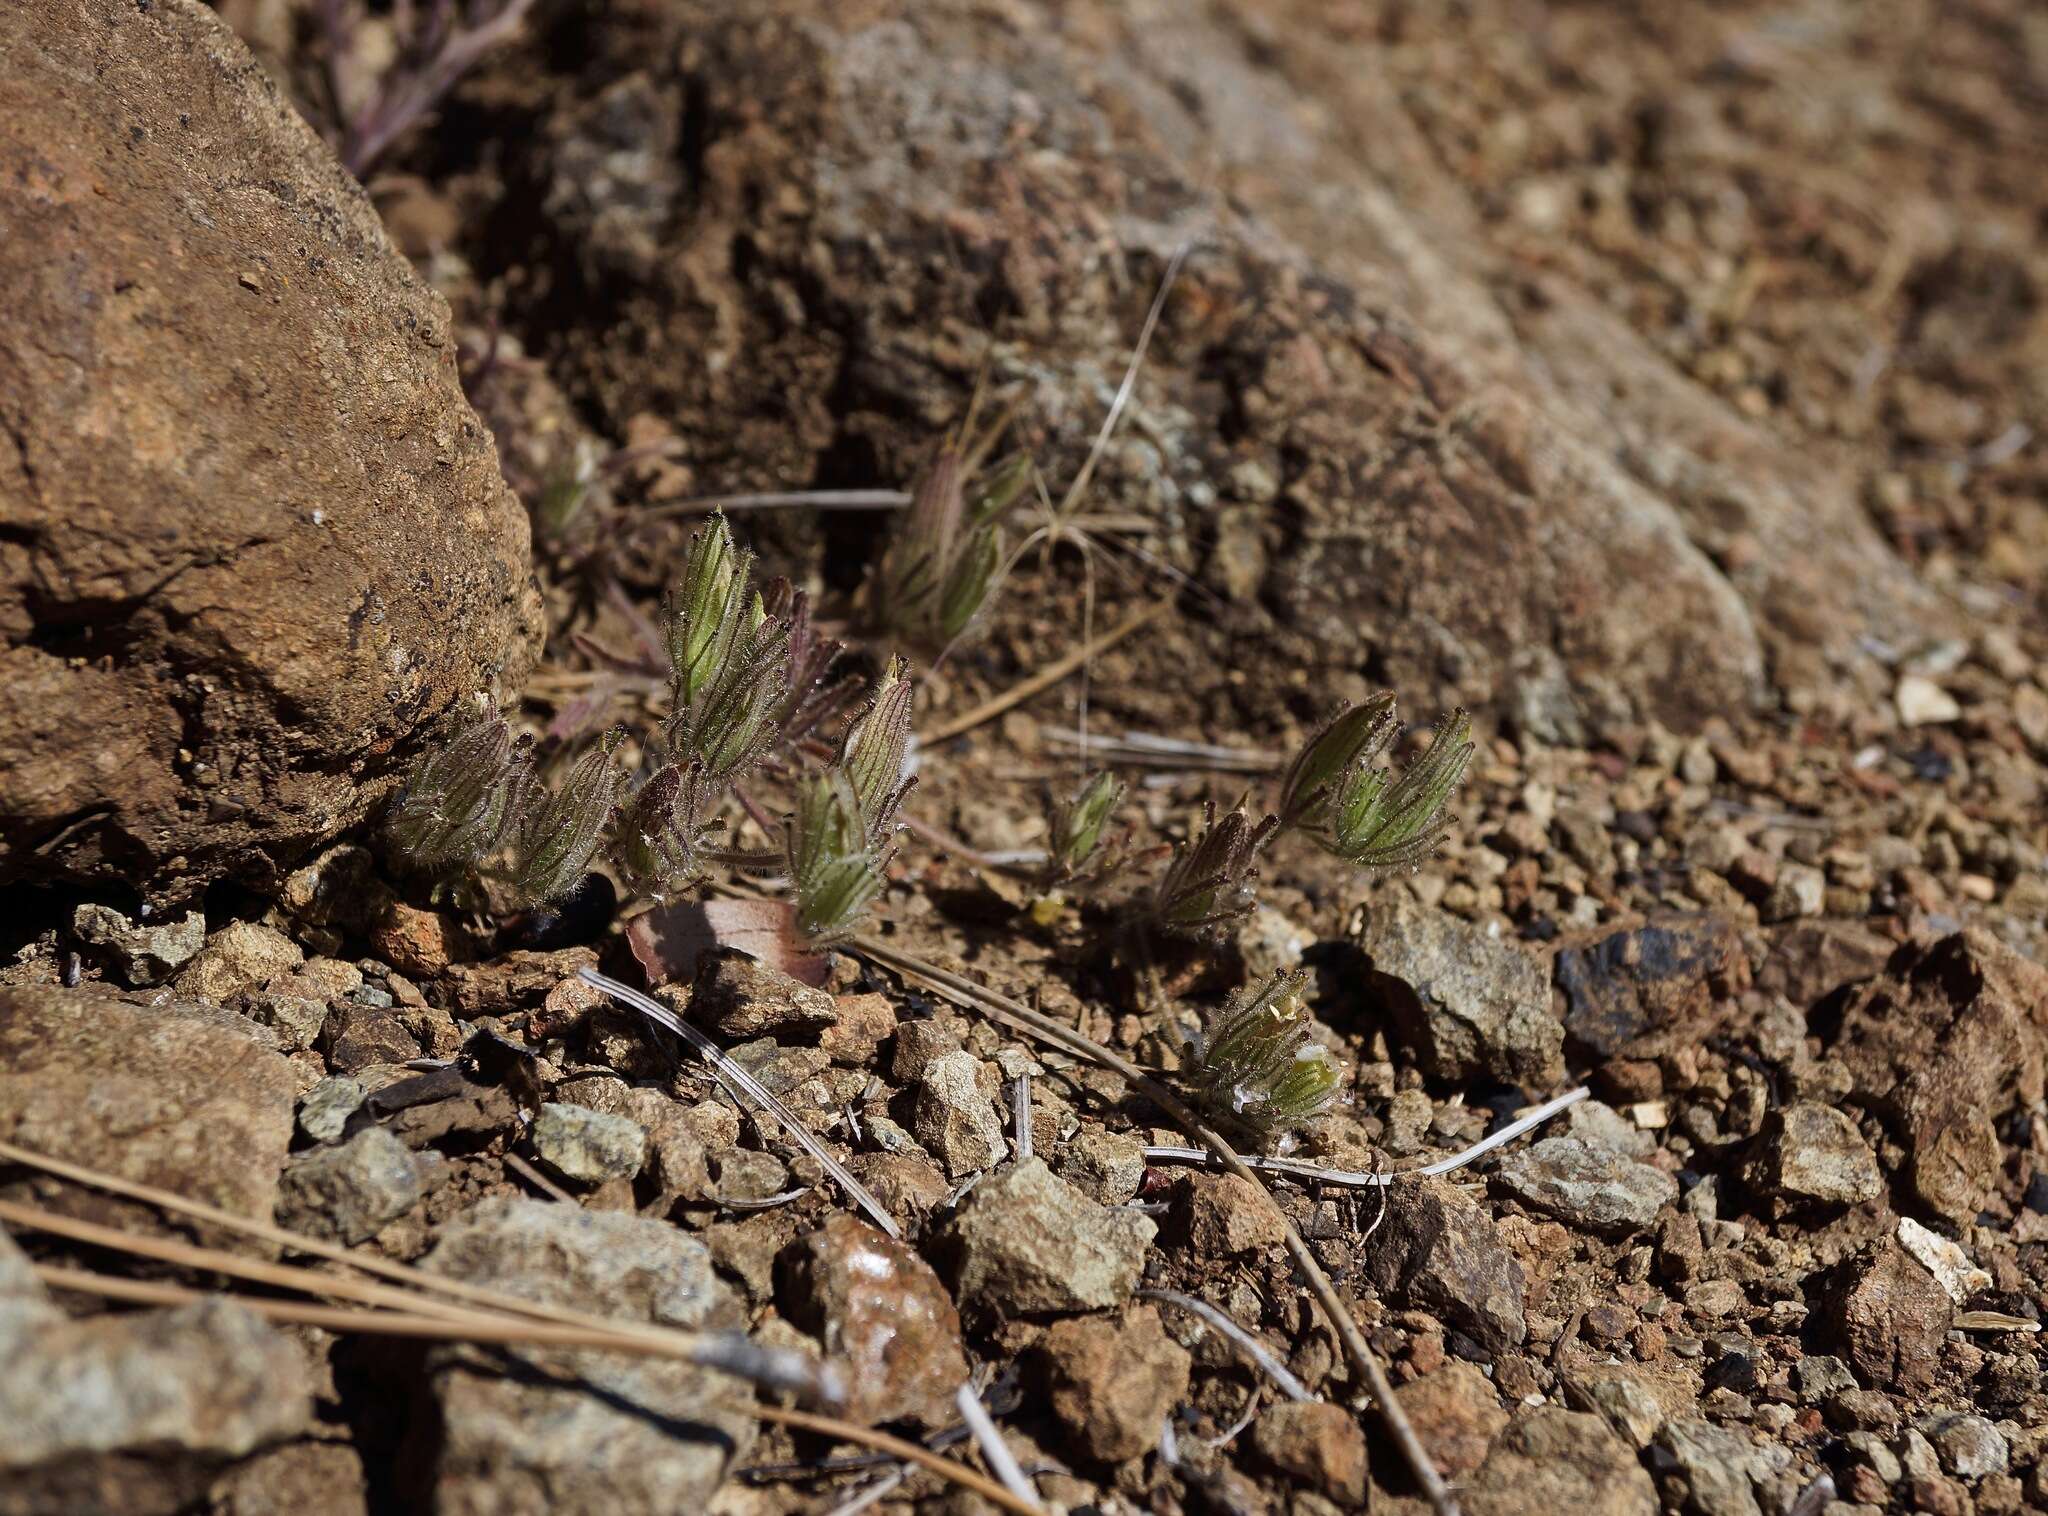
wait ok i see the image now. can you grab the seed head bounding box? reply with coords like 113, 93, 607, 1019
665, 511, 755, 709
508, 730, 625, 906
835, 655, 916, 835
1043, 770, 1126, 887
1277, 693, 1397, 832
383, 713, 527, 878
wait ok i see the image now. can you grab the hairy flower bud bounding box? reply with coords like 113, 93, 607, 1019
1045, 770, 1125, 884
1277, 694, 1396, 831
666, 511, 754, 708
836, 655, 915, 833
1150, 803, 1278, 940
1190, 968, 1345, 1133
1323, 708, 1473, 869
509, 731, 624, 905
786, 771, 888, 945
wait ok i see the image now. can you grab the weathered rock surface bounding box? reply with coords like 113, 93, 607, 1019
496, 0, 1955, 743
415, 1198, 753, 1515
1743, 1103, 1883, 1210
1496, 1136, 1677, 1238
0, 987, 296, 1231
1250, 1401, 1369, 1507
1037, 1306, 1192, 1464
0, 1230, 310, 1516
1360, 1174, 1527, 1350
0, 0, 542, 901
1824, 1239, 1954, 1392
777, 1213, 968, 1428
275, 1126, 424, 1244
1555, 917, 1751, 1062
1357, 893, 1563, 1086
69, 905, 206, 987
1825, 930, 2048, 1223
529, 1102, 648, 1185
1464, 1406, 1658, 1516
942, 1157, 1155, 1316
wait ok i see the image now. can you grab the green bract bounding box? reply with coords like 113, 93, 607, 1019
1189, 968, 1345, 1132
1149, 804, 1278, 940
786, 771, 889, 945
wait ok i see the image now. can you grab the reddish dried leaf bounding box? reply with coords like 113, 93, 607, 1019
627, 896, 827, 987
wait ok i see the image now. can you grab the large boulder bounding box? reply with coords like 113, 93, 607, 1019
0, 0, 543, 902
500, 0, 1949, 737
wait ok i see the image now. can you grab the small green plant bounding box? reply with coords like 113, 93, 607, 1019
381, 714, 626, 910
1039, 770, 1129, 890
1187, 967, 1344, 1133
782, 656, 917, 943
1285, 703, 1474, 869
866, 387, 1032, 649
385, 510, 909, 942
1139, 698, 1472, 941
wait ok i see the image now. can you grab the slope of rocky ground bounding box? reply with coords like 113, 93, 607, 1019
3, 2, 2047, 1515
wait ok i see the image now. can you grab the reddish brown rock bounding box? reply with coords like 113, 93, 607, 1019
1174, 1172, 1288, 1256
689, 949, 839, 1040
777, 1213, 968, 1427
0, 0, 542, 902
1826, 930, 2048, 1222
1038, 1306, 1192, 1464
1464, 1406, 1658, 1516
1396, 1361, 1509, 1477
1555, 917, 1750, 1063
1361, 1174, 1528, 1351
1251, 1401, 1369, 1507
1825, 1240, 1954, 1392
0, 987, 296, 1236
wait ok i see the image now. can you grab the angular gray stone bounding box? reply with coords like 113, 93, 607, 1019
1918, 1411, 2008, 1480
1656, 1419, 1765, 1516
911, 1050, 1009, 1178
1055, 1128, 1148, 1205
298, 1075, 367, 1143
1744, 1103, 1882, 1209
1790, 1355, 1858, 1403
0, 1230, 310, 1516
276, 1127, 423, 1244
1496, 1135, 1678, 1237
530, 1102, 647, 1185
1360, 1173, 1527, 1350
416, 1199, 751, 1515
943, 1157, 1155, 1315
69, 904, 205, 987
1357, 893, 1563, 1085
